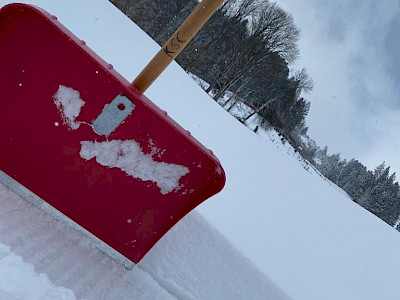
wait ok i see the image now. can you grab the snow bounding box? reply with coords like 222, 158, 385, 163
80, 140, 189, 195
1, 0, 400, 299
53, 85, 85, 130
0, 244, 76, 300
0, 181, 289, 300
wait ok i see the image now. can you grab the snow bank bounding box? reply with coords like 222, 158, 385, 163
140, 212, 292, 300
0, 181, 289, 300
0, 244, 76, 300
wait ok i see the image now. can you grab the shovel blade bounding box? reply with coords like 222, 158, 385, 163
0, 4, 225, 263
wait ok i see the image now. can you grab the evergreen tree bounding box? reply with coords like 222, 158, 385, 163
358, 163, 400, 225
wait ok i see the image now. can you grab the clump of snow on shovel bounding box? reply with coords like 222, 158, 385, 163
80, 140, 190, 194
53, 85, 85, 130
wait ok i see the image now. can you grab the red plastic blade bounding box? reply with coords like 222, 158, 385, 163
0, 3, 225, 263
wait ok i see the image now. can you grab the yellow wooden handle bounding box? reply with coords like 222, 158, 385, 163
132, 0, 224, 93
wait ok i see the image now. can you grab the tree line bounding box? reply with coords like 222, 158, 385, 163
296, 135, 400, 228
110, 0, 312, 136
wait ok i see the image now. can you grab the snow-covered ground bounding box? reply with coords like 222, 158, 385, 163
1, 0, 400, 299
0, 182, 289, 300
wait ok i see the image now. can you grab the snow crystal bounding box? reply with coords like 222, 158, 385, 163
80, 140, 189, 194
53, 85, 85, 130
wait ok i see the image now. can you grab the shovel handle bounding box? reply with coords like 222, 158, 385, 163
132, 0, 224, 93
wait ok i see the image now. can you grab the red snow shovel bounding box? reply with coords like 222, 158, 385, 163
0, 0, 225, 264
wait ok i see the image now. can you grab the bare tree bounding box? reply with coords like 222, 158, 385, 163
205, 1, 300, 102
291, 68, 313, 94
250, 1, 300, 63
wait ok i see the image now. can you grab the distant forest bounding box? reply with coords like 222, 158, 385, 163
110, 0, 400, 230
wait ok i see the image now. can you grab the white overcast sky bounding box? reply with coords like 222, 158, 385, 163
275, 0, 400, 176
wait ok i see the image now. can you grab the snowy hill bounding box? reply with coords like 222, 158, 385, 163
1, 0, 400, 299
